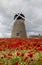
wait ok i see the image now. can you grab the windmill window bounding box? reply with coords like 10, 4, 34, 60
16, 33, 20, 36
20, 31, 22, 33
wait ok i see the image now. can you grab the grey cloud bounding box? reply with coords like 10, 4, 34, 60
0, 0, 42, 37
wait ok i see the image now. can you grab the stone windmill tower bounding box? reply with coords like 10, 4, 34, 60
11, 13, 27, 38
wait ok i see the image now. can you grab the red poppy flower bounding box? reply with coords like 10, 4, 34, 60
8, 43, 13, 49
21, 53, 24, 57
0, 63, 2, 65
4, 54, 6, 58
13, 43, 19, 49
28, 53, 33, 58
8, 53, 13, 58
17, 52, 20, 56
15, 62, 18, 65
0, 43, 2, 46
38, 59, 40, 61
20, 46, 23, 50
39, 46, 42, 51
0, 48, 2, 52
24, 57, 28, 62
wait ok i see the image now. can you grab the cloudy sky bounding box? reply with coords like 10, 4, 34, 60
0, 0, 42, 37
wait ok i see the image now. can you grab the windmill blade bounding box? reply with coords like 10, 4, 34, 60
18, 8, 24, 14
19, 14, 25, 20
13, 10, 33, 24
19, 14, 32, 24
14, 13, 21, 22
7, 9, 16, 15
19, 13, 32, 22
18, 9, 22, 14
20, 8, 25, 13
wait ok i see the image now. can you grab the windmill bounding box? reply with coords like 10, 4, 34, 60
11, 10, 27, 38
8, 8, 35, 38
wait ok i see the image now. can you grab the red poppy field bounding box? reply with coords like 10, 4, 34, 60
0, 38, 42, 65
